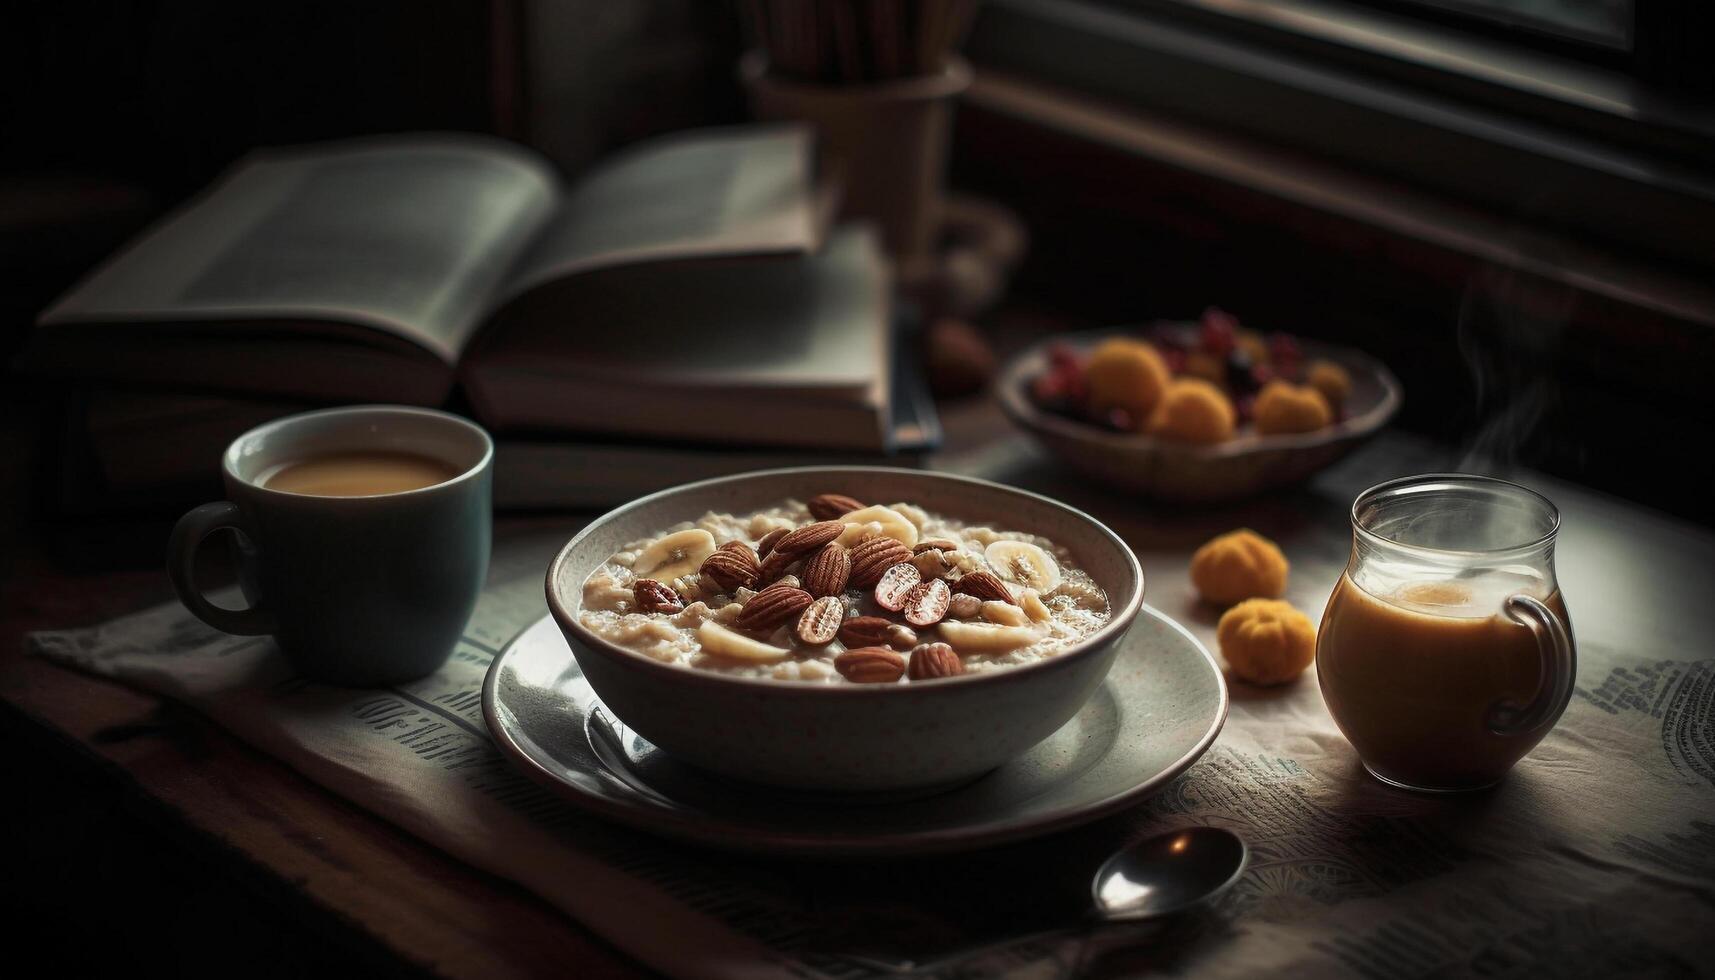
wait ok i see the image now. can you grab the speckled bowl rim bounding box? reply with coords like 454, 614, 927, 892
997, 327, 1403, 459
544, 467, 1145, 697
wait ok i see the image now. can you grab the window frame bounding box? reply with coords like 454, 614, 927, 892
1307, 0, 1633, 61
964, 0, 1715, 273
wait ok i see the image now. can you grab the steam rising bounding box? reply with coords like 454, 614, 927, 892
1454, 258, 1575, 473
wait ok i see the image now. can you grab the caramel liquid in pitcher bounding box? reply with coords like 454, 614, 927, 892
260, 451, 460, 497
1317, 570, 1567, 790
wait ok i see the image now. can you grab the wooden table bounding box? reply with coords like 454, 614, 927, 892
4, 397, 1711, 977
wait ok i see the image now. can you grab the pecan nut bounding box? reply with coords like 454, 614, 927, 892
953, 570, 1015, 604
774, 520, 846, 556
903, 577, 951, 627
848, 536, 914, 588
735, 584, 813, 631
755, 547, 799, 586
756, 527, 789, 558
835, 647, 906, 683
800, 542, 851, 598
632, 579, 683, 614
907, 642, 964, 680
699, 541, 759, 592
807, 493, 865, 521
837, 616, 893, 648
949, 593, 982, 619
795, 595, 845, 646
874, 563, 923, 611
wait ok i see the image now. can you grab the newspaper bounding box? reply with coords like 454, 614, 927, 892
29, 525, 1715, 978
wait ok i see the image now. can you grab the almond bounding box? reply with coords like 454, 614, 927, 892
795, 595, 844, 645
735, 584, 812, 632
903, 578, 951, 627
835, 647, 906, 683
913, 538, 960, 554
907, 642, 964, 680
849, 536, 914, 588
953, 570, 1014, 604
800, 542, 851, 598
699, 541, 759, 592
632, 579, 683, 614
756, 527, 789, 558
756, 547, 799, 586
874, 563, 922, 611
807, 493, 865, 521
774, 520, 845, 556
837, 616, 895, 648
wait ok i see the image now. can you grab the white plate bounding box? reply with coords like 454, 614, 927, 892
482, 608, 1227, 856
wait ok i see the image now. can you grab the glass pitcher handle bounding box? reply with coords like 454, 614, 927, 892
1489, 594, 1577, 737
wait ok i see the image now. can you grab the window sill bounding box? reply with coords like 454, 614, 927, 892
962, 68, 1715, 332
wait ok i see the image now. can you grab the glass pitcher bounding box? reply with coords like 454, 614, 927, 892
1317, 474, 1576, 792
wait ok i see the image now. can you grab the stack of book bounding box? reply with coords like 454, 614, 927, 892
22, 126, 937, 511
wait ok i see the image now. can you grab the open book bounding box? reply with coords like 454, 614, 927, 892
28, 127, 899, 451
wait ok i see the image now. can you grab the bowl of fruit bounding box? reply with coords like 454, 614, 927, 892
998, 309, 1401, 502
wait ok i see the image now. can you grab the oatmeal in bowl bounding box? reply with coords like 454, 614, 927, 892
580, 496, 1112, 684
547, 468, 1144, 792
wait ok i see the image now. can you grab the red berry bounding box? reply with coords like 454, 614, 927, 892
1032, 371, 1067, 404
1063, 369, 1089, 404
1199, 308, 1239, 357
1250, 363, 1275, 388
1047, 342, 1083, 374
1105, 407, 1134, 432
1268, 332, 1302, 365
1235, 394, 1256, 423
1162, 347, 1188, 375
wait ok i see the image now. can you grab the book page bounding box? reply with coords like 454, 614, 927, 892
482, 227, 883, 391
38, 135, 559, 363
494, 125, 818, 303
463, 227, 892, 451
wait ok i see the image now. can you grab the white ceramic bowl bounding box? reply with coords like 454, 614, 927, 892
999, 328, 1402, 502
544, 468, 1145, 793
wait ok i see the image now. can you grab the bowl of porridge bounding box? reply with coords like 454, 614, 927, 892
545, 468, 1145, 792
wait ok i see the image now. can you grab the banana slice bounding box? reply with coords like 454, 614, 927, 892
980, 600, 1031, 627
937, 620, 1044, 652
633, 529, 717, 585
984, 540, 1061, 593
697, 620, 791, 662
835, 505, 919, 548
1019, 589, 1054, 624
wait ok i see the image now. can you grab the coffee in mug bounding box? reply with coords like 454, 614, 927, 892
260, 451, 462, 497
168, 406, 493, 686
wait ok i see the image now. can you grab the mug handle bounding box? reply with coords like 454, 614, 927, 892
167, 502, 278, 636
1488, 594, 1576, 736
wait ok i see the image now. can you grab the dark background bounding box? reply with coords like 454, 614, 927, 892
1, 1, 1709, 972
6, 1, 1706, 529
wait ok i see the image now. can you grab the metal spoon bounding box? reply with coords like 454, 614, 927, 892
849, 827, 1248, 974
1092, 826, 1248, 920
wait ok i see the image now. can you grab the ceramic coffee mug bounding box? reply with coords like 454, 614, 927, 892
167, 405, 493, 686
